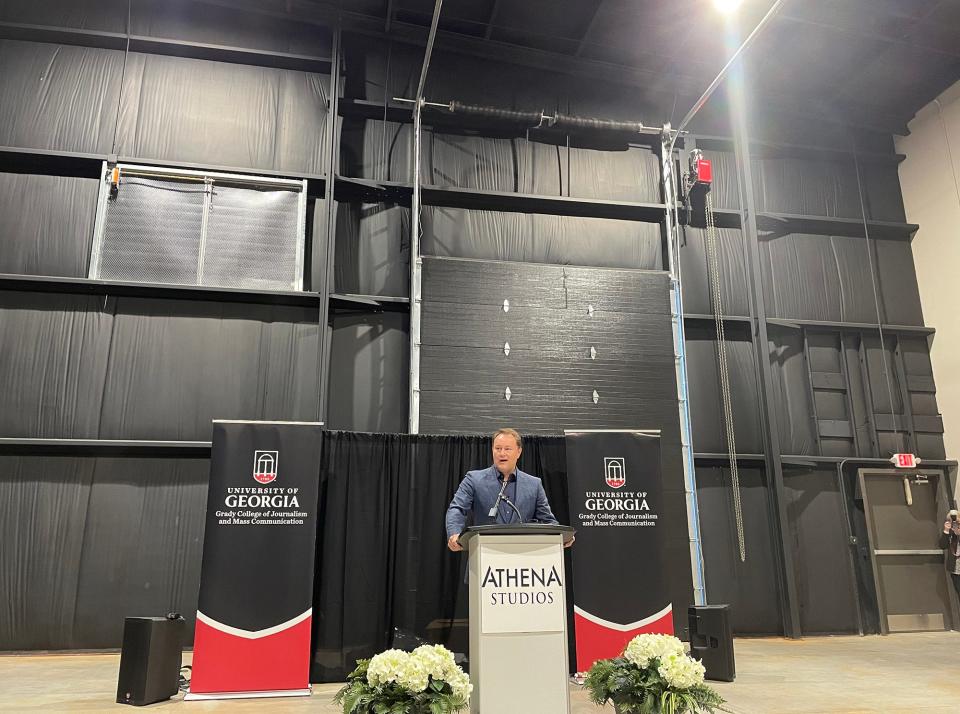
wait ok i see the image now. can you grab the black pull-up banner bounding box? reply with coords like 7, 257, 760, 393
565, 430, 672, 672
189, 420, 323, 698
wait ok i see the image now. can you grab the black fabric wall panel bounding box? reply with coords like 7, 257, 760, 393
339, 119, 412, 181
347, 120, 660, 203
873, 239, 924, 326
98, 299, 320, 440
115, 53, 328, 173
307, 197, 328, 293
860, 163, 906, 223
421, 208, 662, 270
72, 457, 207, 648
760, 232, 875, 323
751, 156, 861, 218
0, 455, 207, 650
900, 337, 934, 377
0, 0, 126, 30
0, 173, 99, 277
915, 434, 947, 460
751, 155, 906, 223
334, 202, 409, 297
861, 335, 903, 416
422, 257, 671, 312
129, 0, 332, 55
768, 327, 817, 455
423, 132, 563, 196
861, 335, 910, 455
345, 119, 660, 208
899, 337, 946, 459
327, 313, 408, 434
566, 145, 660, 202
696, 466, 782, 635
0, 292, 112, 438
683, 327, 762, 455
0, 40, 123, 154
760, 232, 923, 325
340, 35, 402, 103
679, 227, 750, 317
701, 150, 740, 210
783, 468, 859, 634
0, 456, 95, 650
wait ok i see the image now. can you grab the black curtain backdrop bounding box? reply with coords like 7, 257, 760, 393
311, 431, 574, 682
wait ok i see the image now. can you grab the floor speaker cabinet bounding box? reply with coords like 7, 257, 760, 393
688, 605, 735, 682
116, 616, 184, 706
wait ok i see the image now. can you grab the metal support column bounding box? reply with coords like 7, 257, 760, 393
317, 28, 342, 422
408, 101, 424, 433
661, 125, 707, 607
728, 65, 802, 639
408, 0, 443, 433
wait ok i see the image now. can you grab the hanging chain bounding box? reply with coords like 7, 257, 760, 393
705, 192, 746, 562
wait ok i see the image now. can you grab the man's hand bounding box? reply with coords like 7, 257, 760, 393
447, 534, 463, 552
563, 534, 576, 549
945, 519, 953, 535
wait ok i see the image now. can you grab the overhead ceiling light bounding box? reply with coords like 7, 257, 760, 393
713, 0, 743, 13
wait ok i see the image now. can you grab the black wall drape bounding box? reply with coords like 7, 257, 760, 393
312, 431, 573, 682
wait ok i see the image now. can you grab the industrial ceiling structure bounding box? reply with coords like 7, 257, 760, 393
227, 0, 960, 134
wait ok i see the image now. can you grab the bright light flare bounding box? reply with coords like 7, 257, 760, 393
712, 0, 743, 13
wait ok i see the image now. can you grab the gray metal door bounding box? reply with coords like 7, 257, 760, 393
858, 468, 956, 633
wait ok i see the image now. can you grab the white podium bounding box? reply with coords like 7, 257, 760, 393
459, 524, 575, 714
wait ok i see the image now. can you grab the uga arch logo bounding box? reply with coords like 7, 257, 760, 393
604, 457, 626, 488
253, 450, 279, 484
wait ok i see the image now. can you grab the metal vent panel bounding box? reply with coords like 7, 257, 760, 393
90, 163, 306, 291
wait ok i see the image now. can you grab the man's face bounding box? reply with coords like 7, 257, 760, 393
492, 433, 522, 477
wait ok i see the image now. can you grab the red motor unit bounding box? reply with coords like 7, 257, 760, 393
693, 154, 712, 184
686, 149, 712, 228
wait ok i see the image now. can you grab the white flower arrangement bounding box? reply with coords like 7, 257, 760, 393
585, 633, 723, 713
657, 651, 707, 690
623, 633, 687, 669
336, 643, 473, 714
366, 648, 430, 693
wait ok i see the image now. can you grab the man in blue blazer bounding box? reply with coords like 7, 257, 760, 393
445, 428, 570, 551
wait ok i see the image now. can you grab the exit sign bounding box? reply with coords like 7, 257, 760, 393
890, 453, 920, 468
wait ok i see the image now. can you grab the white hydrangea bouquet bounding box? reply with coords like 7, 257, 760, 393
584, 633, 725, 714
334, 644, 472, 714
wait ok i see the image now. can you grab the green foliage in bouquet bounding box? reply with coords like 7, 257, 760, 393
334, 645, 472, 714
584, 634, 725, 714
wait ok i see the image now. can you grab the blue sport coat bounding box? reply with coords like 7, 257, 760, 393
444, 465, 559, 539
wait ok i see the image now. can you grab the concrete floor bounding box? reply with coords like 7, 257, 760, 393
0, 633, 956, 713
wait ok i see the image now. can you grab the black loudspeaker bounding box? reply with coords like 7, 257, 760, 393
116, 615, 184, 706
688, 605, 735, 682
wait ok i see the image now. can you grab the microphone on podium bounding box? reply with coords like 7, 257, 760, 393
488, 475, 511, 518
502, 495, 523, 523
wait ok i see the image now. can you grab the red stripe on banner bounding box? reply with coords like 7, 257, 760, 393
574, 608, 674, 673
190, 615, 312, 694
